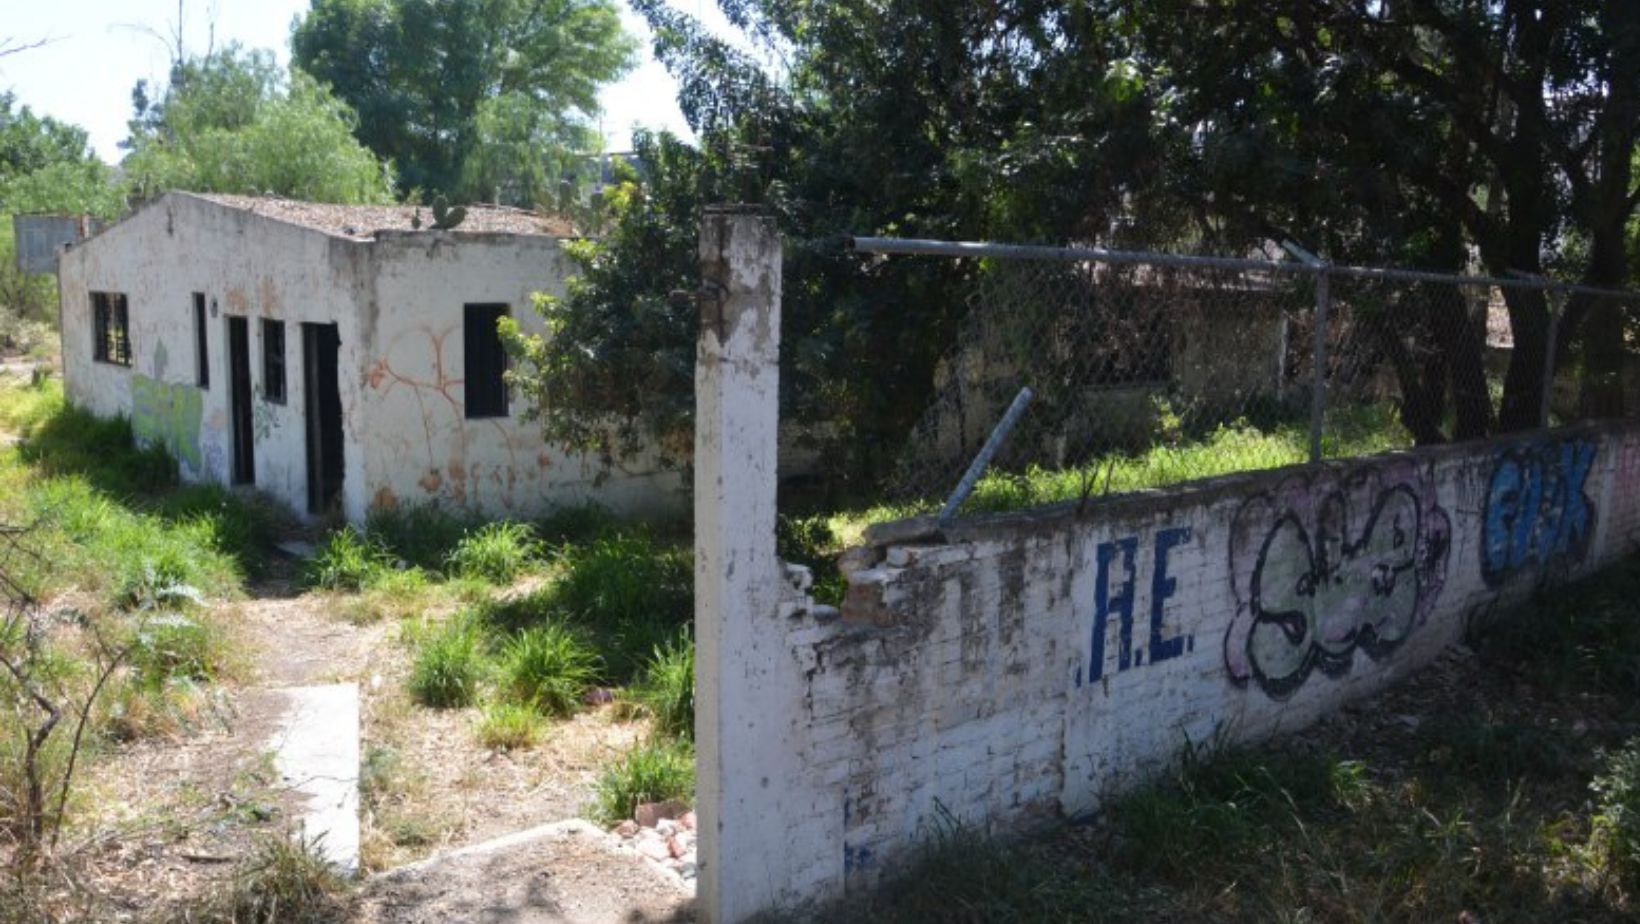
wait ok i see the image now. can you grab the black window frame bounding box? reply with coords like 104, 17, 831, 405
193, 293, 210, 388
91, 291, 131, 367
261, 318, 286, 404
463, 303, 511, 419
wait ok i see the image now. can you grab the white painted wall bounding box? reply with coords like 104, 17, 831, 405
58, 192, 369, 515
355, 231, 683, 522
700, 300, 1640, 924
58, 192, 683, 523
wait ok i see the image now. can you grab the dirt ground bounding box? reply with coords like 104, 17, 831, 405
44, 550, 679, 920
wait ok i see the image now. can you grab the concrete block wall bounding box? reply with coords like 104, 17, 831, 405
810, 424, 1637, 899
692, 216, 1640, 922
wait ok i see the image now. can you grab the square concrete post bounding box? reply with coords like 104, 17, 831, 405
695, 207, 794, 922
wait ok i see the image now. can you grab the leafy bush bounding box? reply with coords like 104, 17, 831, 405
1591, 737, 1640, 889
592, 737, 695, 827
445, 521, 542, 583
776, 513, 846, 605
628, 632, 694, 740
307, 527, 398, 591
408, 616, 489, 708
499, 623, 601, 716
475, 701, 545, 751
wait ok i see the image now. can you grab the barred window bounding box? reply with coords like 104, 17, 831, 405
91, 291, 131, 367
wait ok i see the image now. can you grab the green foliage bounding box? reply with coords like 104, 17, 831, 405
363, 504, 473, 572
475, 701, 546, 751
547, 532, 692, 682
187, 835, 347, 924
292, 0, 636, 200
306, 527, 398, 591
500, 132, 705, 463
1591, 738, 1640, 890
498, 623, 601, 716
534, 501, 619, 547
127, 614, 221, 692
591, 737, 694, 827
627, 632, 694, 740
123, 45, 395, 203
775, 513, 845, 605
444, 521, 542, 584
408, 615, 489, 708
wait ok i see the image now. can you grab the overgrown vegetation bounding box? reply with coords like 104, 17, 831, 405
591, 737, 695, 827
0, 376, 256, 882
824, 556, 1640, 922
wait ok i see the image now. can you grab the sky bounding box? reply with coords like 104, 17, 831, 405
0, 0, 738, 163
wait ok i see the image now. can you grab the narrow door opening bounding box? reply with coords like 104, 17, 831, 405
227, 315, 256, 485
302, 323, 344, 515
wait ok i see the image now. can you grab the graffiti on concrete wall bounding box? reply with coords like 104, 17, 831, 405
1224, 462, 1451, 699
131, 375, 204, 473
1481, 438, 1597, 586
1083, 526, 1195, 685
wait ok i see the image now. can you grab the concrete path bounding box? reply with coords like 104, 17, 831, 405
265, 683, 362, 874
354, 820, 695, 924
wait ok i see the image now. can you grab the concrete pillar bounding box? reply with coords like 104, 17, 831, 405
694, 207, 792, 922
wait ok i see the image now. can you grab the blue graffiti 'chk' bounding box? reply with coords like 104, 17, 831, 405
1482, 438, 1597, 585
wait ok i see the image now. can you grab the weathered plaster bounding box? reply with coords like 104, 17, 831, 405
58, 191, 684, 521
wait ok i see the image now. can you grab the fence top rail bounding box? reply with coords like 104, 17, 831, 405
844, 235, 1640, 299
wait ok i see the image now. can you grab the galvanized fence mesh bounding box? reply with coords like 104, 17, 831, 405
851, 238, 1637, 522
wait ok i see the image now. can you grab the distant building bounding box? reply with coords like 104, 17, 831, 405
57, 191, 680, 522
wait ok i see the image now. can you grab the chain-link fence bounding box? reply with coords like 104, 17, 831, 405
849, 237, 1638, 523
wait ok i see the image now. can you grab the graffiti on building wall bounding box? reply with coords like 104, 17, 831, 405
1083, 526, 1195, 685
1224, 462, 1451, 699
366, 325, 526, 507
131, 375, 204, 473
1481, 438, 1597, 586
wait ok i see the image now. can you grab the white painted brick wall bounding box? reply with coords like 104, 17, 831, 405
753, 423, 1639, 914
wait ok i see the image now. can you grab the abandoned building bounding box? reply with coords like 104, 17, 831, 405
56, 191, 681, 522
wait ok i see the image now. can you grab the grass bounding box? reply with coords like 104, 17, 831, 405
444, 521, 543, 583
592, 737, 696, 827
822, 556, 1640, 923
626, 632, 694, 741
407, 614, 489, 708
175, 834, 347, 924
498, 623, 601, 716
475, 701, 546, 751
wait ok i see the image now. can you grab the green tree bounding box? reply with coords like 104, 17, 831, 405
1125, 0, 1639, 428
0, 94, 120, 346
122, 44, 395, 204
291, 0, 636, 202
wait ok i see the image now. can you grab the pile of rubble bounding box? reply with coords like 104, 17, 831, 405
611, 800, 696, 882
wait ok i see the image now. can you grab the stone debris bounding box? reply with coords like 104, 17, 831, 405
612, 802, 698, 882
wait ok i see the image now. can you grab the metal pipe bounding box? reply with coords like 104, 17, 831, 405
940, 386, 1034, 522
1540, 296, 1560, 429
1311, 271, 1330, 464
845, 236, 1638, 299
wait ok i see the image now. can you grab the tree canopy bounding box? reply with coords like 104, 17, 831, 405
506, 0, 1640, 484
0, 92, 119, 216
122, 44, 396, 204
291, 0, 636, 203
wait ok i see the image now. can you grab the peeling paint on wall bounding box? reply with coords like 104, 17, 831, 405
131, 375, 205, 472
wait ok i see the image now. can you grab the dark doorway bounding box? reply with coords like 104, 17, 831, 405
227, 315, 255, 485
302, 323, 344, 515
